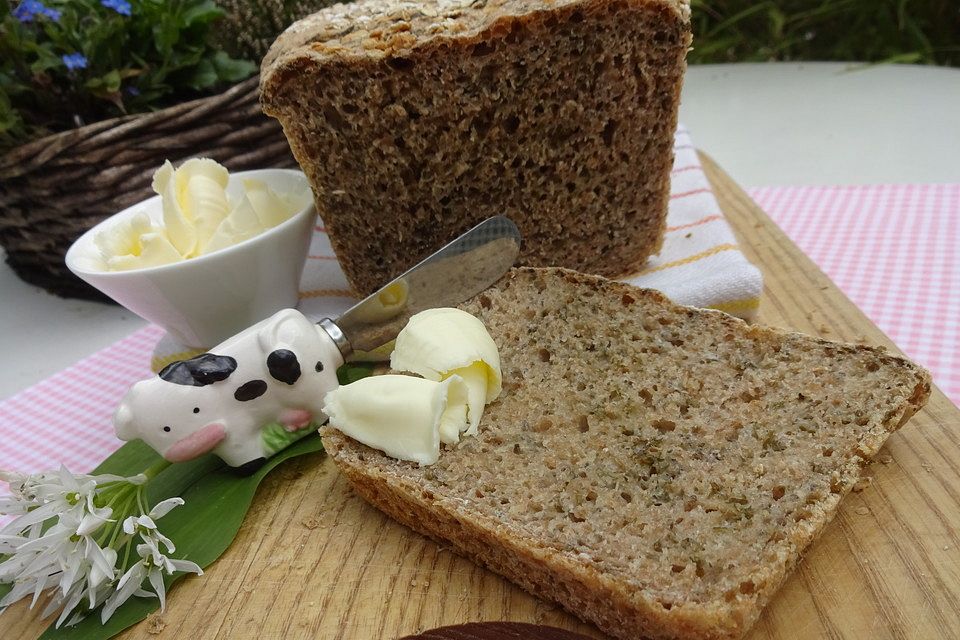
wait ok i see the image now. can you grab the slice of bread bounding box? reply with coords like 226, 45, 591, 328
260, 0, 691, 295
321, 267, 931, 640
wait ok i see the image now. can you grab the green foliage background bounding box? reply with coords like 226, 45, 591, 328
216, 0, 960, 66
0, 0, 256, 151
687, 0, 959, 66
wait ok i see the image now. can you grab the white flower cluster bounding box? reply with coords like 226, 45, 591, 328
0, 466, 201, 627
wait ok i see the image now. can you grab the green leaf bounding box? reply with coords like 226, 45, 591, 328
93, 440, 163, 476
33, 435, 324, 639
210, 51, 256, 83
183, 58, 217, 90
337, 362, 377, 385
85, 70, 122, 94
28, 47, 63, 74
260, 421, 318, 457
704, 1, 774, 39
151, 14, 181, 57
767, 6, 786, 39
181, 1, 225, 28
0, 92, 24, 136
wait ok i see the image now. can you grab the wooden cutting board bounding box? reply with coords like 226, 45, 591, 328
6, 154, 960, 640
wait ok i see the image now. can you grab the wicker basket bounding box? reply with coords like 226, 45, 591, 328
0, 76, 296, 302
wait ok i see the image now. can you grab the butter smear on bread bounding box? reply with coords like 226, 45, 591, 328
94, 158, 303, 271
322, 308, 502, 465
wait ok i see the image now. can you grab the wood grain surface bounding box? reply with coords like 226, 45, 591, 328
4, 154, 959, 640
399, 622, 596, 639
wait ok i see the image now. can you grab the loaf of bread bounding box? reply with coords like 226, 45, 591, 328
321, 267, 931, 640
261, 0, 692, 295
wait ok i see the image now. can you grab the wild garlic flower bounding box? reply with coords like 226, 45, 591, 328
102, 540, 202, 622
122, 497, 184, 555
98, 498, 203, 621
0, 463, 198, 627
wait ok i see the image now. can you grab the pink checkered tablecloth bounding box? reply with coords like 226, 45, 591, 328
0, 181, 957, 478
749, 184, 959, 406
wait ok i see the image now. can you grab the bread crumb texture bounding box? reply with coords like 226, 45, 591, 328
322, 268, 931, 640
261, 0, 692, 295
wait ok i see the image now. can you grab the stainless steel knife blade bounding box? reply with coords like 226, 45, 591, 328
318, 216, 521, 357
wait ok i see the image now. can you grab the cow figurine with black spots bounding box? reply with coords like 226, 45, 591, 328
114, 309, 343, 471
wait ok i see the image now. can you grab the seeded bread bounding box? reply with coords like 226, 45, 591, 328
321, 267, 931, 640
260, 0, 692, 295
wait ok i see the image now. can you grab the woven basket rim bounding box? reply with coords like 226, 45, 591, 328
0, 75, 263, 179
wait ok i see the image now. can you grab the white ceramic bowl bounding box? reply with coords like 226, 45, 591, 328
66, 169, 316, 348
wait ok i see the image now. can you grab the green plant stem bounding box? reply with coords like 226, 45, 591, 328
136, 486, 147, 516
120, 538, 133, 575
93, 459, 170, 549
141, 459, 172, 482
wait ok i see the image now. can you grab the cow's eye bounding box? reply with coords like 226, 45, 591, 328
163, 426, 171, 432
193, 407, 200, 414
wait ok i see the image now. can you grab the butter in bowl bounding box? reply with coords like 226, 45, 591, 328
66, 159, 316, 348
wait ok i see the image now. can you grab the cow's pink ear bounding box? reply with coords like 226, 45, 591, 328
114, 402, 136, 441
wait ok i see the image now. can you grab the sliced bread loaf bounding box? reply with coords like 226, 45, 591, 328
321, 267, 931, 640
260, 0, 691, 295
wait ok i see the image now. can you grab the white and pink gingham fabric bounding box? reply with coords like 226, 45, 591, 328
749, 183, 960, 406
1, 164, 957, 479
0, 327, 162, 474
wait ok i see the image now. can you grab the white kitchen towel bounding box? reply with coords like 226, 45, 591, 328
151, 126, 763, 371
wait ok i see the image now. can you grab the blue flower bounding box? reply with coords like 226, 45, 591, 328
125, 86, 141, 96
61, 53, 89, 71
13, 0, 60, 22
13, 0, 41, 22
100, 0, 132, 16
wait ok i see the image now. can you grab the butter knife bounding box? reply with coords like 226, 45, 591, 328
113, 216, 521, 468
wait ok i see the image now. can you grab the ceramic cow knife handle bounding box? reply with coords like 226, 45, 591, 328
112, 217, 521, 469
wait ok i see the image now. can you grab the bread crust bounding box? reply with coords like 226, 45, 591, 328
324, 430, 748, 640
261, 0, 691, 73
261, 1, 691, 295
320, 267, 931, 640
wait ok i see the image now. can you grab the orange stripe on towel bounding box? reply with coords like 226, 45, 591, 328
666, 215, 722, 233
636, 244, 739, 275
671, 187, 711, 200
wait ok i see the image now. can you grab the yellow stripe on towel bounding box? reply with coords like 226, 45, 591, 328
708, 297, 761, 315
637, 243, 739, 276
151, 348, 207, 374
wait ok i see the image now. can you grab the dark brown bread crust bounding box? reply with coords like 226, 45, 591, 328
261, 0, 691, 295
326, 435, 743, 639
321, 267, 931, 640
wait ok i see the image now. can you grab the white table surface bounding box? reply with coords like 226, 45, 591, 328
1, 62, 959, 399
